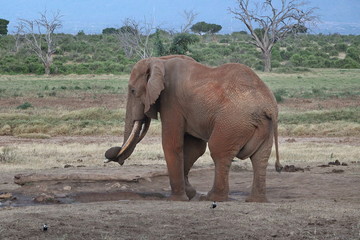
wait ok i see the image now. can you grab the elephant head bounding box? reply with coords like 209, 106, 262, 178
105, 58, 165, 165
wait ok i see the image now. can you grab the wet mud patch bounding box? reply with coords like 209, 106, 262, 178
1, 163, 360, 239
2, 162, 360, 208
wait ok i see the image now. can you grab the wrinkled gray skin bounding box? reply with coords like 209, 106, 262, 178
105, 55, 282, 202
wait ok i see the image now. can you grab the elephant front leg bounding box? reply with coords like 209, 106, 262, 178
163, 148, 188, 201
162, 124, 188, 201
183, 134, 207, 200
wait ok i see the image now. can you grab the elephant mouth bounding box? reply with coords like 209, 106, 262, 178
104, 117, 151, 165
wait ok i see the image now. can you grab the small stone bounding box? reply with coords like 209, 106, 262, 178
144, 177, 152, 182
0, 192, 13, 199
33, 193, 58, 203
63, 186, 72, 191
111, 183, 122, 188
332, 169, 344, 174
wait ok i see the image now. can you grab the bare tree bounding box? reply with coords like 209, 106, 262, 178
12, 25, 24, 53
180, 10, 198, 33
117, 18, 155, 59
229, 0, 317, 72
16, 11, 62, 75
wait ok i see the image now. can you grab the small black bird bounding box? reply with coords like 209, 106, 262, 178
211, 201, 217, 209
43, 224, 48, 231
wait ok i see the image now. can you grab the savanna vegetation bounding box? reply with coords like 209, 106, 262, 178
1, 31, 360, 75
0, 69, 359, 139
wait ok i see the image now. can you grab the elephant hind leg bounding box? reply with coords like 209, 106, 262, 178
207, 127, 253, 201
246, 134, 273, 203
183, 134, 207, 200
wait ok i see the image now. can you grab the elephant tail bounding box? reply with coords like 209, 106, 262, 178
273, 117, 282, 173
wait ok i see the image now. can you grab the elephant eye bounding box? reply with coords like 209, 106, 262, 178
131, 89, 136, 94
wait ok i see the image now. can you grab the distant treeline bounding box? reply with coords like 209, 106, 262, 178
0, 32, 359, 74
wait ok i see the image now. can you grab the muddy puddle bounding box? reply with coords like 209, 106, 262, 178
1, 190, 169, 208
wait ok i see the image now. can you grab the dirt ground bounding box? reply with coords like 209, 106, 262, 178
1, 137, 360, 240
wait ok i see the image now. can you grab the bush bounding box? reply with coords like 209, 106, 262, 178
346, 47, 360, 62
0, 147, 17, 163
273, 89, 287, 103
290, 54, 304, 66
16, 102, 33, 110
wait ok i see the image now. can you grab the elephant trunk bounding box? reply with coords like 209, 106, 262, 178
105, 117, 151, 165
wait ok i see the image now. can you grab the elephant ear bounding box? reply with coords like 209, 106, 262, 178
144, 59, 165, 119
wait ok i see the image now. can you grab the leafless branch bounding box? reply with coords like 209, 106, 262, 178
229, 0, 318, 71
117, 18, 155, 59
16, 10, 62, 74
180, 10, 198, 33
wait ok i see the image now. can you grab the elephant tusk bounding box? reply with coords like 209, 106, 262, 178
137, 117, 151, 143
117, 121, 142, 157
104, 159, 111, 163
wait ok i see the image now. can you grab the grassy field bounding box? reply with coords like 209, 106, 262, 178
0, 69, 359, 138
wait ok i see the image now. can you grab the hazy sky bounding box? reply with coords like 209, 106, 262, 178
2, 0, 360, 34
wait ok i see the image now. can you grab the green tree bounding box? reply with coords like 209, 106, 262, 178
190, 21, 208, 35
154, 29, 166, 56
190, 21, 222, 35
169, 33, 199, 55
102, 28, 118, 34
208, 24, 222, 34
0, 19, 9, 35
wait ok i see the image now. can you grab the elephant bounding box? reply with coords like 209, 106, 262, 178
105, 55, 282, 202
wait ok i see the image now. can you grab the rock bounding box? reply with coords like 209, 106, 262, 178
33, 193, 59, 203
283, 165, 304, 172
63, 186, 72, 191
111, 182, 122, 188
329, 160, 341, 166
0, 192, 13, 199
332, 169, 344, 174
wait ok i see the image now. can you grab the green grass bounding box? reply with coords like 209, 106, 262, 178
0, 69, 359, 137
260, 69, 360, 99
0, 108, 126, 136
0, 75, 129, 99
280, 108, 360, 124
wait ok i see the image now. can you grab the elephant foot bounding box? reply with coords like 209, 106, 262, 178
167, 193, 189, 201
206, 191, 229, 202
245, 195, 269, 203
185, 185, 197, 200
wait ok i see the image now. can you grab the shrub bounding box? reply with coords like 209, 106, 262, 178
290, 54, 304, 66
273, 89, 287, 103
0, 147, 17, 163
16, 102, 33, 110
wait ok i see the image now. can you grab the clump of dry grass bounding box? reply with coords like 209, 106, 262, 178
16, 133, 51, 139
279, 122, 360, 137
271, 141, 360, 165
0, 147, 18, 163
2, 137, 359, 171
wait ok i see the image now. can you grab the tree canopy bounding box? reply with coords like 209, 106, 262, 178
0, 19, 10, 35
190, 21, 222, 35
